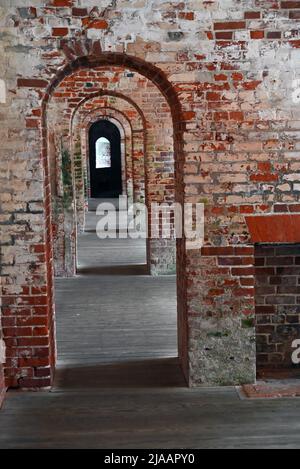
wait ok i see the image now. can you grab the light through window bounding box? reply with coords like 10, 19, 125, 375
96, 137, 111, 169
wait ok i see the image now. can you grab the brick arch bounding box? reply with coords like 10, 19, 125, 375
87, 115, 128, 195
71, 90, 146, 130
71, 104, 149, 270
70, 107, 133, 232
75, 102, 145, 206
42, 53, 182, 127
80, 110, 132, 205
72, 92, 147, 209
65, 79, 176, 276
38, 53, 187, 388
47, 66, 176, 278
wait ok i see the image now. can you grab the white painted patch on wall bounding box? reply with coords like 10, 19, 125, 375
0, 339, 6, 364
0, 79, 6, 104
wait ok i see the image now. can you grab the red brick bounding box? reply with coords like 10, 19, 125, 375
214, 111, 229, 121
240, 205, 254, 214
251, 30, 265, 39
83, 19, 108, 29
3, 327, 32, 338
206, 91, 221, 101
52, 0, 73, 6
234, 287, 255, 297
31, 286, 47, 295
235, 247, 254, 255
208, 288, 225, 296
183, 111, 195, 120
17, 78, 48, 88
274, 204, 288, 213
52, 28, 69, 37
232, 267, 255, 276
267, 31, 282, 39
250, 173, 278, 182
215, 31, 233, 39
18, 337, 49, 347
232, 72, 244, 81
242, 383, 300, 399
33, 327, 48, 336
214, 21, 246, 30
19, 358, 49, 368
258, 161, 272, 172
242, 80, 262, 90
215, 73, 228, 81
240, 278, 255, 286
202, 246, 234, 256
17, 317, 47, 327
281, 1, 300, 8
178, 12, 194, 20
229, 111, 244, 121
72, 7, 88, 16
289, 40, 300, 48
26, 118, 39, 129
246, 214, 300, 243
218, 257, 254, 266
20, 296, 48, 306
244, 11, 261, 19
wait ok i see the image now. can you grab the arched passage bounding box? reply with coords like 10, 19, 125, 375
71, 91, 149, 208
48, 68, 176, 278
89, 120, 122, 198
85, 113, 130, 201
77, 103, 141, 211
36, 52, 188, 388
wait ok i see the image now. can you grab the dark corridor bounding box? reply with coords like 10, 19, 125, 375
89, 120, 122, 198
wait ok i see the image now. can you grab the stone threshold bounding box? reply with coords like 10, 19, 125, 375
237, 380, 300, 399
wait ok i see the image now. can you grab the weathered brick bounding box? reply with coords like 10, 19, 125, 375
281, 1, 300, 8
214, 21, 246, 30
17, 78, 48, 88
2, 0, 300, 395
52, 28, 69, 37
255, 244, 300, 372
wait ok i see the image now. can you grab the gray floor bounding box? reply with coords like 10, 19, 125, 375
1, 207, 300, 448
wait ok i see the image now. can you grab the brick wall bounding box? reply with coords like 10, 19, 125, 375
2, 0, 300, 389
255, 244, 300, 376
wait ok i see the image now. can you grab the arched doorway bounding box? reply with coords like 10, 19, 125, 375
89, 120, 122, 198
2, 52, 187, 391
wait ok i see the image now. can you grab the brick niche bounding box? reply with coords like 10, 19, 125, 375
255, 244, 300, 377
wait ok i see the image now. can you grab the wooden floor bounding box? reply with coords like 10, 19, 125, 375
1, 206, 300, 448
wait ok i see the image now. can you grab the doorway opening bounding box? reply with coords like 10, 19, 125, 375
0, 52, 188, 393
45, 57, 183, 388
89, 120, 122, 199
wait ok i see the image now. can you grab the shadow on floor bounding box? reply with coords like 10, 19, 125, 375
53, 357, 186, 390
76, 264, 149, 276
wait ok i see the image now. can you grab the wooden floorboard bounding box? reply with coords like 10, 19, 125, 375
2, 386, 300, 448
1, 207, 300, 448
